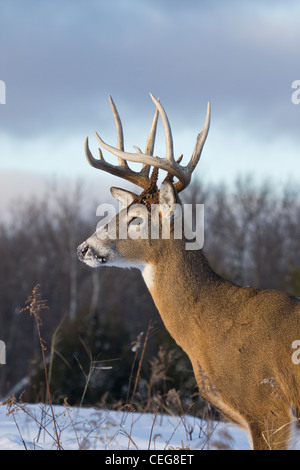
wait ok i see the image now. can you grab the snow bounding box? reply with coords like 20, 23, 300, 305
0, 402, 250, 450
0, 402, 299, 450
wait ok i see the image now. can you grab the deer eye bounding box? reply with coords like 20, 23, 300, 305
129, 216, 143, 226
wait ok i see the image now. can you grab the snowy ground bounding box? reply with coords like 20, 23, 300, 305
0, 402, 299, 450
0, 402, 251, 450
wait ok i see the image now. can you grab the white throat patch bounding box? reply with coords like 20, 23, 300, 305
141, 264, 155, 290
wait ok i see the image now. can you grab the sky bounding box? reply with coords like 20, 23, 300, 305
1, 0, 300, 212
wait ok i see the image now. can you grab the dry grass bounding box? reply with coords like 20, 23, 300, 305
21, 284, 62, 450
0, 285, 232, 450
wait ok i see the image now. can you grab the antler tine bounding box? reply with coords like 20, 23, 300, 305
84, 136, 150, 189
149, 93, 174, 162
108, 94, 128, 168
145, 100, 159, 156
173, 102, 210, 193
187, 102, 211, 175
141, 99, 160, 177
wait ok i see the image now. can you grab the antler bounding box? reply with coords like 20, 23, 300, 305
85, 93, 210, 192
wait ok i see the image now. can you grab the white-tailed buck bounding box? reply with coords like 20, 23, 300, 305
78, 94, 300, 450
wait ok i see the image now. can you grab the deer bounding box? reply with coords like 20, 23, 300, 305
77, 93, 300, 450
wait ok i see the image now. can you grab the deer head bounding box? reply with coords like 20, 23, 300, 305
77, 94, 210, 271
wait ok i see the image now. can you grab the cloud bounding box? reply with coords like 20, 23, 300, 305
1, 0, 300, 194
1, 0, 299, 135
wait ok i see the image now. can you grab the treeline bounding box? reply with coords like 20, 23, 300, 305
1, 176, 300, 411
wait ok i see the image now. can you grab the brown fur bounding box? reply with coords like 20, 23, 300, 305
146, 240, 300, 449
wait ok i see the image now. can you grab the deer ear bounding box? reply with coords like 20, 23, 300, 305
110, 187, 137, 209
159, 180, 177, 207
159, 181, 179, 220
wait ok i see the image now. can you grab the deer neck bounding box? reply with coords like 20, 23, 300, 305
142, 240, 221, 299
141, 240, 234, 354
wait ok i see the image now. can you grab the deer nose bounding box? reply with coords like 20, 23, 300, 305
77, 242, 89, 260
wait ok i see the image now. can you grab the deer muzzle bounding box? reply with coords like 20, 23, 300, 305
77, 242, 107, 266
